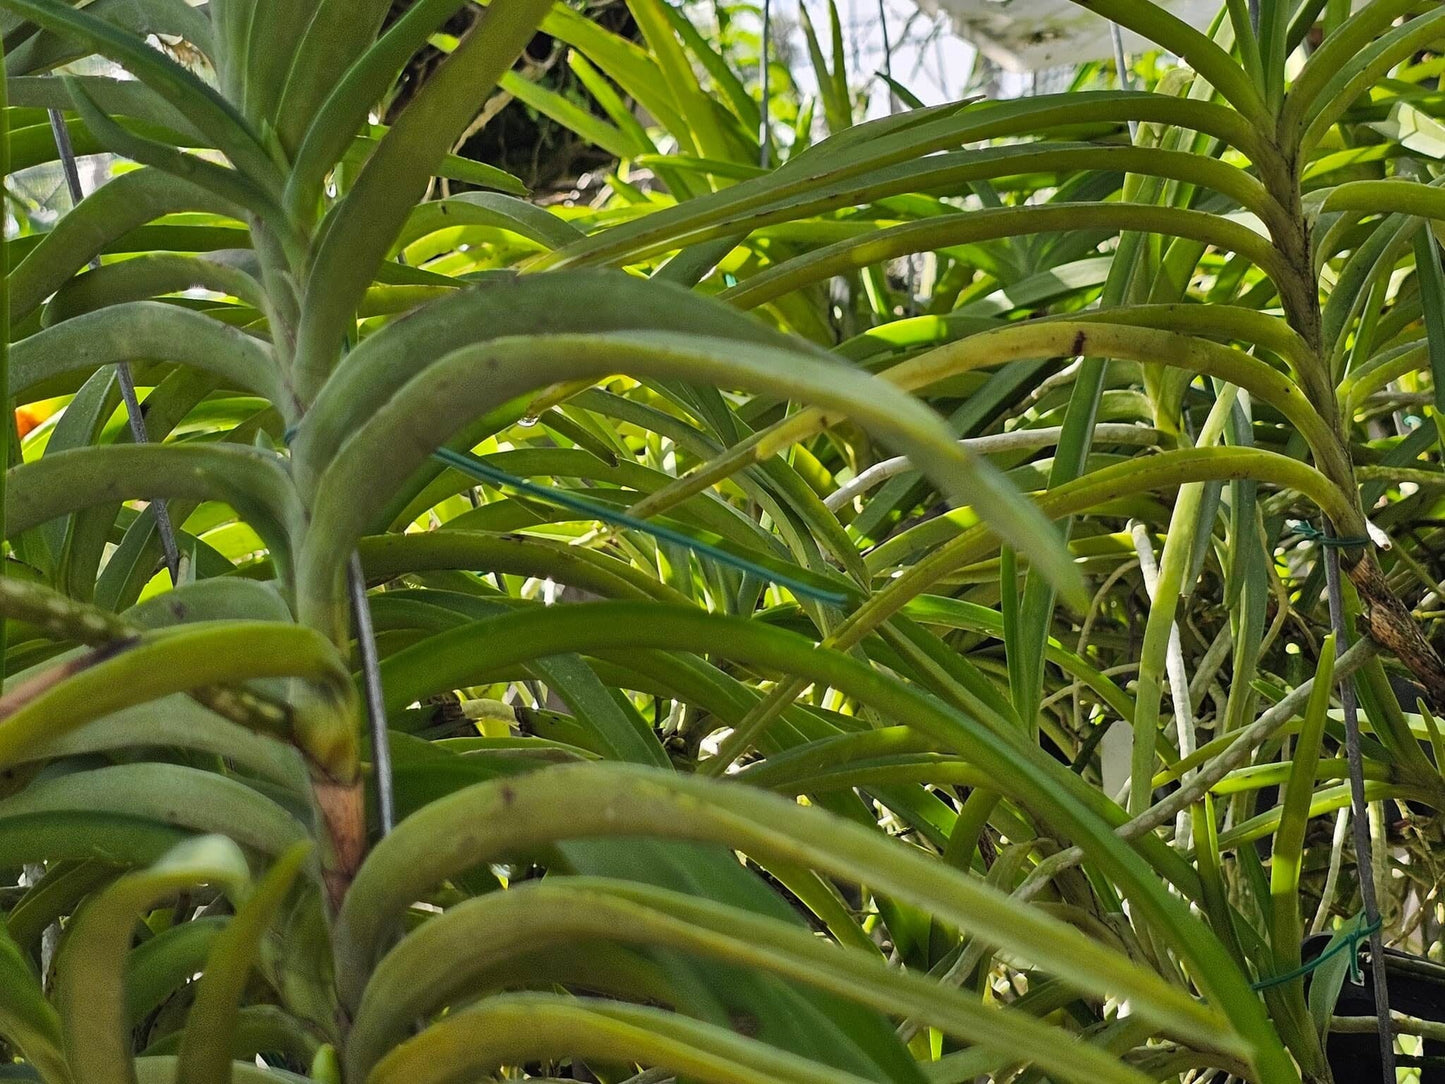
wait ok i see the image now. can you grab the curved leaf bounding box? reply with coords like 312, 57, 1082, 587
0, 765, 308, 856
55, 836, 250, 1084
350, 877, 1151, 1084
300, 329, 1084, 626
175, 842, 311, 1084
14, 302, 282, 405
338, 761, 1250, 1060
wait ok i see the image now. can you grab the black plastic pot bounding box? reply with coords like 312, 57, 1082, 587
1302, 933, 1445, 1081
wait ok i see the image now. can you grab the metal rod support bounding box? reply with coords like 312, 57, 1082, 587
878, 0, 895, 113
759, 0, 771, 168
1108, 22, 1139, 140
47, 109, 181, 583
1323, 530, 1396, 1081
349, 552, 395, 835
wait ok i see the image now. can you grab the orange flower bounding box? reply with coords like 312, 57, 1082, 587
15, 400, 59, 438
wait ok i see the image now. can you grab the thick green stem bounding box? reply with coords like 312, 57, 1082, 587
1263, 138, 1445, 711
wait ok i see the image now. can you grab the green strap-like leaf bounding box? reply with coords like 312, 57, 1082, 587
293, 271, 826, 494
56, 836, 251, 1084
358, 530, 682, 602
0, 0, 280, 192
300, 330, 1084, 628
175, 842, 312, 1084
1269, 636, 1339, 975
0, 812, 188, 870
337, 761, 1241, 1056
283, 0, 471, 217
272, 0, 393, 150
0, 915, 69, 1084
43, 252, 266, 323
371, 992, 882, 1084
0, 764, 308, 856
499, 68, 639, 160
352, 877, 1151, 1084
534, 93, 1265, 272
7, 74, 196, 134
123, 917, 226, 1025
62, 77, 301, 260
0, 621, 348, 765
6, 0, 212, 76
14, 697, 307, 790
291, 0, 555, 404
6, 445, 303, 574
719, 204, 1290, 313
9, 168, 241, 324
395, 191, 584, 254
15, 301, 282, 405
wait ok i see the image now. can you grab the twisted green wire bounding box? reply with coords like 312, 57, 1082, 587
1250, 914, 1382, 991
433, 447, 850, 606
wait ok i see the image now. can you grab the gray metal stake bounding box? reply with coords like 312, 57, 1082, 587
1322, 529, 1395, 1081
47, 109, 181, 582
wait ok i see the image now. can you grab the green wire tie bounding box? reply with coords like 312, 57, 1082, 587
432, 446, 850, 606
280, 425, 848, 605
1249, 915, 1382, 991
1291, 521, 1371, 549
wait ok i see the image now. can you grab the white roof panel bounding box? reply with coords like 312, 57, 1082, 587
916, 0, 1227, 71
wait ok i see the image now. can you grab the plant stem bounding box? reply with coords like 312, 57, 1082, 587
1332, 1011, 1445, 1043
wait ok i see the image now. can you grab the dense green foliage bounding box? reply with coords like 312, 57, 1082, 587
1, 0, 1445, 1081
